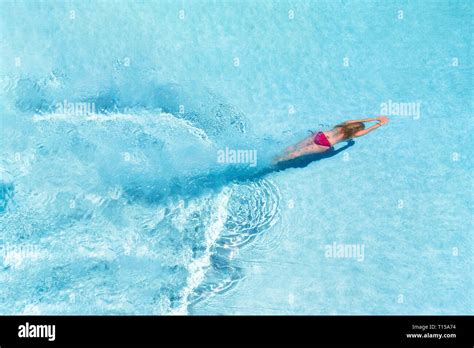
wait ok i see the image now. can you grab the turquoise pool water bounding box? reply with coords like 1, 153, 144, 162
0, 0, 472, 315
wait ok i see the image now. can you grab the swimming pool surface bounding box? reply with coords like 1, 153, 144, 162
0, 0, 472, 315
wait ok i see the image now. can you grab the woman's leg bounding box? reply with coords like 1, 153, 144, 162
281, 134, 314, 155
273, 141, 330, 163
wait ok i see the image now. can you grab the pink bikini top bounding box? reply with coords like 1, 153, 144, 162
313, 131, 332, 147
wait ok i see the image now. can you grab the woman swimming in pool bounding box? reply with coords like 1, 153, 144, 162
273, 116, 389, 164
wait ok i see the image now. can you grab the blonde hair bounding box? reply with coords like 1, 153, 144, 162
335, 122, 365, 140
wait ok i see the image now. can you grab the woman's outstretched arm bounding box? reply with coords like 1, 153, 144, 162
344, 116, 387, 124
352, 116, 389, 137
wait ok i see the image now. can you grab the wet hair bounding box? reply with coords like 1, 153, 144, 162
335, 122, 365, 140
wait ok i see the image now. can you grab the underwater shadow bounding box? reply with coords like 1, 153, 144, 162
125, 141, 355, 205
270, 139, 355, 172
183, 140, 355, 194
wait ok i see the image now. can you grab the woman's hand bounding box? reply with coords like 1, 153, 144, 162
378, 116, 389, 125
345, 116, 388, 124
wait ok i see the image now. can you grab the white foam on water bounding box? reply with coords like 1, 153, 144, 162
31, 111, 212, 146
84, 193, 105, 206
169, 188, 230, 315
156, 113, 212, 146
0, 167, 13, 182
2, 249, 43, 269
20, 304, 42, 315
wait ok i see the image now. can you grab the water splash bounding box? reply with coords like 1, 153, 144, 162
188, 179, 281, 309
